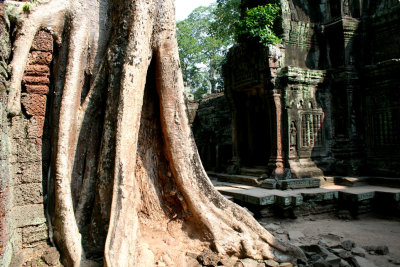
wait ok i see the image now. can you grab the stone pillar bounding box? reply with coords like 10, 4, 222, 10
267, 90, 285, 177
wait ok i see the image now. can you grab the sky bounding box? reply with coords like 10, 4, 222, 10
174, 0, 216, 21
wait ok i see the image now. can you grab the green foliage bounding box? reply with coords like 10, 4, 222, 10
177, 0, 281, 97
238, 4, 281, 45
177, 6, 232, 96
22, 2, 32, 13
210, 0, 241, 44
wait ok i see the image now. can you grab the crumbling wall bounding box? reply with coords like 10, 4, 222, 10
192, 93, 232, 171
0, 6, 13, 266
0, 9, 53, 262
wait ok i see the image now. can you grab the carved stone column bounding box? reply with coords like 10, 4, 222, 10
267, 90, 285, 177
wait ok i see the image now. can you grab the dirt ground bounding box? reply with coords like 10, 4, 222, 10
259, 213, 400, 266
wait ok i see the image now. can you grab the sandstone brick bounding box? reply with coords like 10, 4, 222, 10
21, 94, 47, 116
11, 204, 46, 227
14, 183, 43, 206
28, 51, 52, 65
13, 138, 42, 163
24, 65, 50, 76
25, 85, 49, 95
22, 224, 48, 245
22, 75, 50, 85
27, 116, 45, 138
16, 161, 42, 184
31, 31, 53, 52
10, 116, 27, 139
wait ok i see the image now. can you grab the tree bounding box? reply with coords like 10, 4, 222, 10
210, 0, 241, 44
211, 0, 281, 46
6, 0, 302, 266
177, 5, 230, 96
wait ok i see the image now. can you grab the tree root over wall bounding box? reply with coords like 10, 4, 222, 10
6, 0, 304, 266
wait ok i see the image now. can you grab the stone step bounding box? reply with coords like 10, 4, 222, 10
208, 172, 262, 186
214, 180, 400, 213
280, 178, 321, 190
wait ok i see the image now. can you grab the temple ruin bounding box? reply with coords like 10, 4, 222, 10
193, 0, 400, 182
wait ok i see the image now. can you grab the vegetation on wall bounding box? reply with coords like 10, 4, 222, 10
237, 3, 281, 45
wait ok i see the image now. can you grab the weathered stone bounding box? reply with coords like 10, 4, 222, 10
312, 259, 330, 267
15, 161, 42, 184
280, 178, 320, 190
25, 85, 49, 95
264, 259, 279, 267
41, 247, 60, 266
12, 204, 46, 227
31, 31, 53, 52
279, 263, 292, 267
351, 247, 366, 257
319, 234, 342, 248
24, 65, 50, 76
28, 51, 52, 65
288, 230, 304, 240
14, 183, 43, 205
21, 94, 47, 116
22, 75, 50, 86
237, 258, 262, 267
339, 259, 351, 267
22, 224, 48, 245
13, 138, 42, 163
341, 240, 355, 251
348, 256, 377, 267
363, 245, 389, 255
27, 116, 45, 139
197, 249, 219, 266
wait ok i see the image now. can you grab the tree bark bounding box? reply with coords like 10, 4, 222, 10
6, 0, 303, 266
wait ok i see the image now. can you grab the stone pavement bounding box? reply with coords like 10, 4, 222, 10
212, 179, 400, 214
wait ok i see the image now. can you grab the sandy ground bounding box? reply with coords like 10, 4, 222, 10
259, 214, 400, 266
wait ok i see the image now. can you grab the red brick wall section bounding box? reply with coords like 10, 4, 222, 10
21, 30, 52, 147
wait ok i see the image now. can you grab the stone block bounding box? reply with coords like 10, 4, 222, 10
27, 116, 45, 138
9, 116, 27, 139
22, 224, 48, 245
25, 85, 49, 95
41, 247, 60, 266
291, 195, 303, 206
275, 195, 292, 206
28, 51, 52, 65
31, 31, 53, 52
12, 204, 46, 227
15, 161, 42, 184
348, 256, 377, 267
280, 178, 320, 190
259, 195, 275, 205
24, 65, 50, 76
21, 93, 47, 116
14, 183, 43, 206
22, 75, 50, 85
13, 138, 42, 163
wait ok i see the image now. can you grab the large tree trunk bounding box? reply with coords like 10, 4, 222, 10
6, 0, 303, 266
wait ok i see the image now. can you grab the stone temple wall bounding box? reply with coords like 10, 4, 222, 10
191, 93, 232, 172
0, 7, 53, 264
221, 0, 400, 178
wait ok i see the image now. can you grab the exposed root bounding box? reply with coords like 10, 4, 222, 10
7, 0, 302, 266
6, 0, 68, 115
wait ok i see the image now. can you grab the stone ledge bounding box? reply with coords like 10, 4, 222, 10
11, 204, 46, 228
